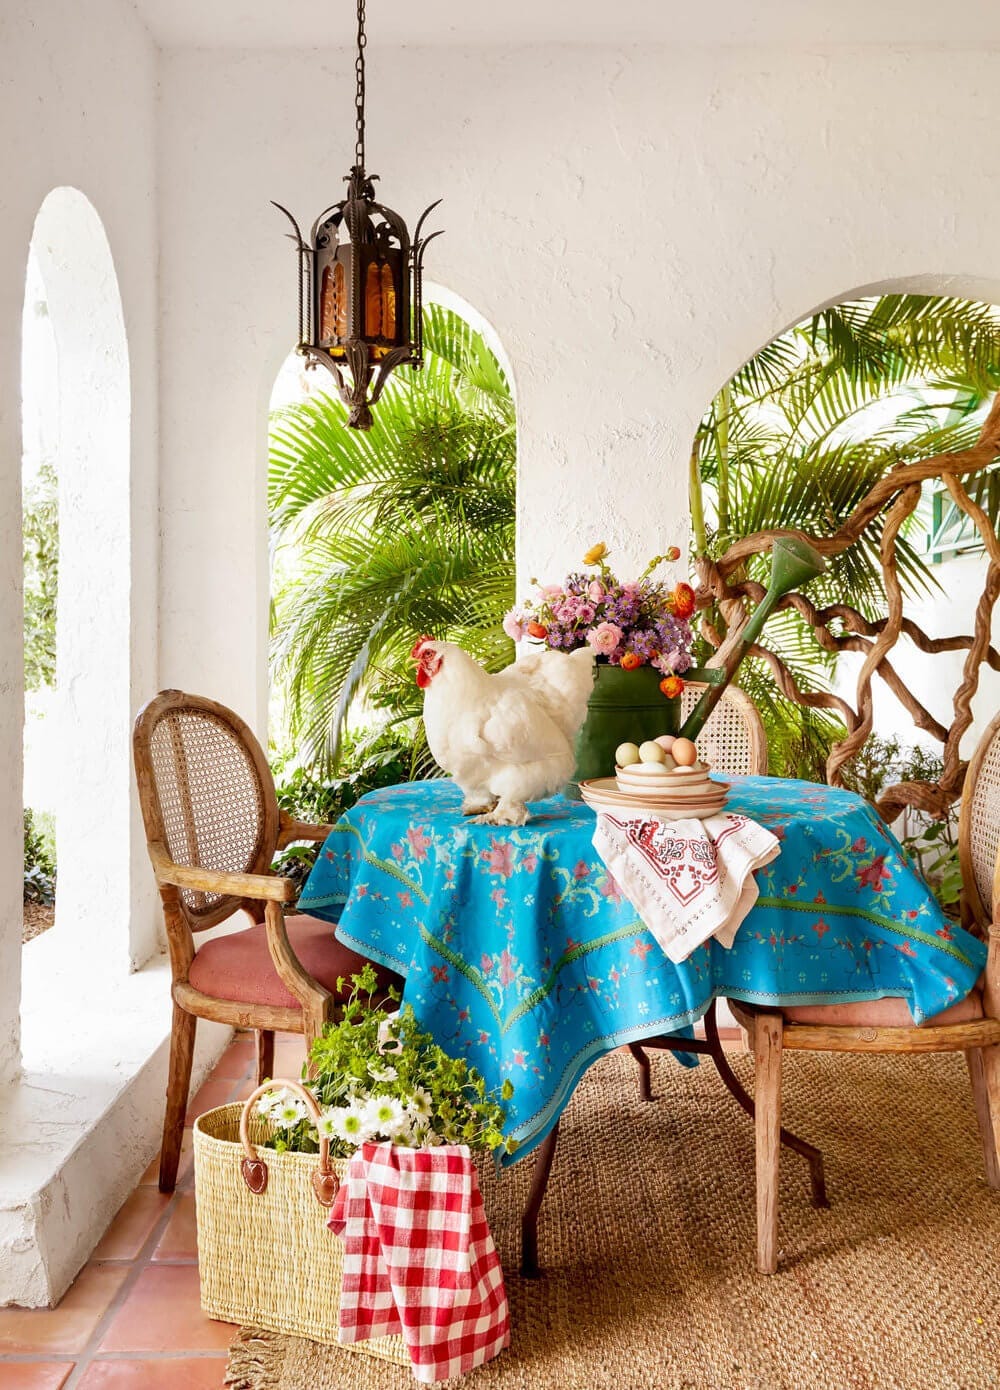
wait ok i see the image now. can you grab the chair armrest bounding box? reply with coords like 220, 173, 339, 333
148, 842, 296, 903
276, 809, 334, 850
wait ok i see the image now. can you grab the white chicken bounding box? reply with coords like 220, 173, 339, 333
412, 638, 595, 825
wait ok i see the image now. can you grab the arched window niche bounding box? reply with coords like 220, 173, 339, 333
21, 188, 133, 981
688, 277, 1000, 786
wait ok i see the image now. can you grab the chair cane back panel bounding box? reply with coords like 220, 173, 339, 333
681, 682, 768, 778
136, 692, 280, 929
959, 710, 1000, 930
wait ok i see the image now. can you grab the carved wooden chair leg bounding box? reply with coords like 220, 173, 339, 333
966, 1046, 1000, 1189
754, 1012, 783, 1274
256, 1029, 275, 1086
628, 1043, 654, 1101
704, 1002, 828, 1208
159, 1004, 196, 1193
521, 1122, 560, 1279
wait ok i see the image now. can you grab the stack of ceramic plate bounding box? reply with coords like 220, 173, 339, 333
579, 763, 730, 821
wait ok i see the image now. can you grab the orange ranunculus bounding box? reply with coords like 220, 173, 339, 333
671, 582, 696, 620
620, 651, 642, 671
659, 675, 684, 699
527, 620, 548, 640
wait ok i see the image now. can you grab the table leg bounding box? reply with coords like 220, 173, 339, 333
520, 1121, 560, 1279
628, 1042, 654, 1101
704, 1001, 829, 1209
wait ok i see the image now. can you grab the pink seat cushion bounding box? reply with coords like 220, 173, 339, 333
187, 913, 403, 1011
783, 986, 983, 1029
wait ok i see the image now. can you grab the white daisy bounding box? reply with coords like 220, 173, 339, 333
330, 1101, 371, 1147
368, 1062, 398, 1083
315, 1109, 339, 1141
273, 1095, 309, 1130
408, 1086, 433, 1120
256, 1091, 277, 1118
362, 1094, 407, 1138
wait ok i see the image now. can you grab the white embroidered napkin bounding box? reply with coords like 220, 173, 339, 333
592, 811, 781, 964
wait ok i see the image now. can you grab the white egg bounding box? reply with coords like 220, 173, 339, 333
662, 754, 677, 771
634, 761, 668, 776
615, 741, 641, 768
638, 740, 667, 764
674, 765, 697, 775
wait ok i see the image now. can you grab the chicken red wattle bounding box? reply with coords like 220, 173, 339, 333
411, 636, 444, 689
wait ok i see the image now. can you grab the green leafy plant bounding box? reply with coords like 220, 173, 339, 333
270, 730, 421, 889
23, 462, 58, 693
269, 304, 516, 772
23, 808, 56, 905
837, 737, 961, 916
257, 967, 513, 1157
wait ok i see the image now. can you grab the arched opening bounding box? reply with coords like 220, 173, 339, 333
21, 188, 131, 964
689, 288, 1000, 911
265, 288, 516, 863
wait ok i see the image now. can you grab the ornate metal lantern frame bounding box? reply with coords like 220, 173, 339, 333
273, 0, 442, 430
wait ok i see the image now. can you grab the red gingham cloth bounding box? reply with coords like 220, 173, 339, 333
328, 1142, 510, 1383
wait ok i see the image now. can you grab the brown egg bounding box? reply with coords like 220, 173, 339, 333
671, 737, 698, 767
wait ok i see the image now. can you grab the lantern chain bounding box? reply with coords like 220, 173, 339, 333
355, 0, 366, 173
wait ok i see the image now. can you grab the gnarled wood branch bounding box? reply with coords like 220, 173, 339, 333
695, 393, 1000, 820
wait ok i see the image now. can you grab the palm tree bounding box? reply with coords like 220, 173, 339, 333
689, 294, 1000, 776
269, 304, 516, 772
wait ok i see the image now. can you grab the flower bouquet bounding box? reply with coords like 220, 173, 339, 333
504, 541, 696, 696
257, 965, 513, 1157
504, 544, 698, 787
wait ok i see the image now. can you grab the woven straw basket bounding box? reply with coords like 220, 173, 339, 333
193, 1078, 408, 1364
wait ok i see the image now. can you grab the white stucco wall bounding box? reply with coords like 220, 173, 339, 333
157, 43, 1000, 728
0, 0, 161, 1080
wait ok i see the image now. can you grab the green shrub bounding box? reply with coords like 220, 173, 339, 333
23, 808, 56, 905
271, 730, 420, 891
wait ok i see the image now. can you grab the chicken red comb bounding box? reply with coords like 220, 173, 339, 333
410, 635, 436, 659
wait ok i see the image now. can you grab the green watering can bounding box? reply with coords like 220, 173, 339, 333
679, 536, 826, 742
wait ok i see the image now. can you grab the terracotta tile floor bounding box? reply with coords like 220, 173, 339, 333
0, 1025, 744, 1389
0, 1030, 310, 1390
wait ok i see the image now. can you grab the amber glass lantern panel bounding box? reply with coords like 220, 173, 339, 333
364, 261, 383, 339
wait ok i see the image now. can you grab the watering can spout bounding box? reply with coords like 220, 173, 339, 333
770, 535, 826, 591
679, 535, 826, 742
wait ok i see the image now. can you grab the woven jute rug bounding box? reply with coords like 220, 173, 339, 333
225, 1048, 1000, 1390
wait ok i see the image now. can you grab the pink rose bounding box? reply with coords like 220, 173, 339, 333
539, 584, 564, 600
587, 580, 605, 602
586, 622, 624, 656
652, 650, 680, 674
503, 610, 528, 641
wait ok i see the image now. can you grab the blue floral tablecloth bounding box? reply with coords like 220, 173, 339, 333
298, 776, 986, 1164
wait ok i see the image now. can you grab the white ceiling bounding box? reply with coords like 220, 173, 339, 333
129, 0, 1000, 49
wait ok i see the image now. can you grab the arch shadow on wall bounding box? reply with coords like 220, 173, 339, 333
22, 187, 133, 970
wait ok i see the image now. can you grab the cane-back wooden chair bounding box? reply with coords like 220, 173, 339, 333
680, 681, 769, 778
730, 712, 1000, 1274
134, 689, 402, 1192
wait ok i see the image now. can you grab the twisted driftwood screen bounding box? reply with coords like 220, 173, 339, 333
694, 393, 1000, 824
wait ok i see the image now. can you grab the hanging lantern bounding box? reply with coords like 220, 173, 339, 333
273, 0, 442, 430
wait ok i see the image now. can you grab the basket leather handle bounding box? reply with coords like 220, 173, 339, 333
239, 1079, 339, 1208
